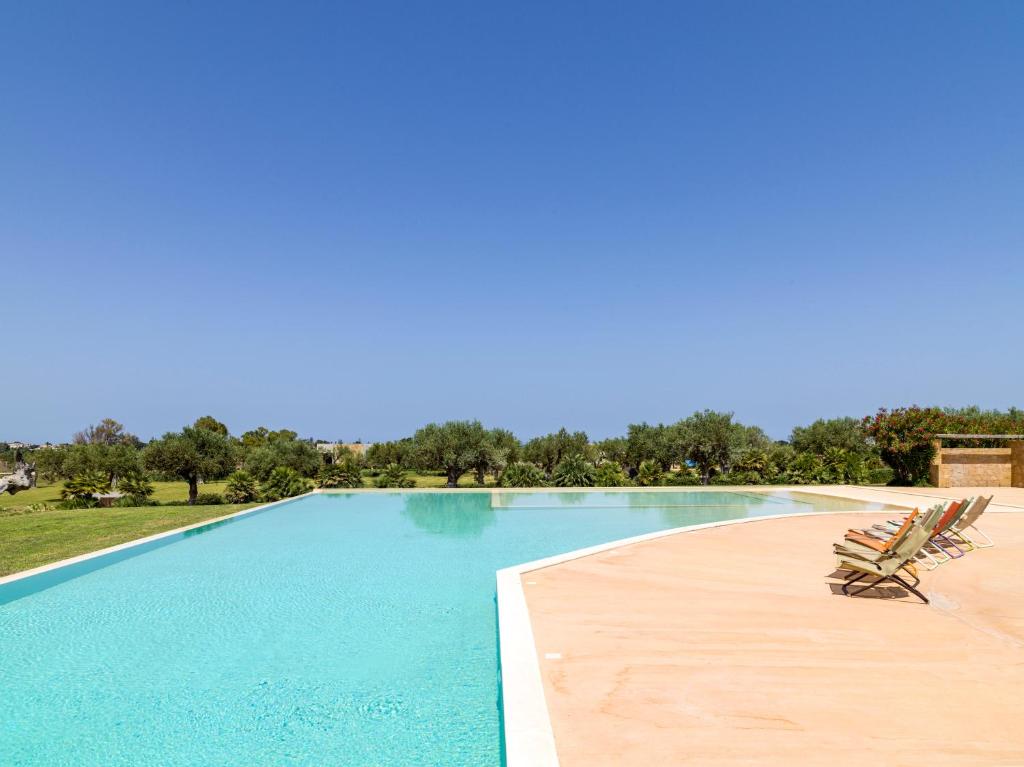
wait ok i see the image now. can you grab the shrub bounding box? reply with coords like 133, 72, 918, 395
316, 460, 363, 489
594, 461, 631, 487
194, 492, 224, 505
552, 454, 596, 487
634, 460, 664, 487
60, 471, 110, 503
117, 475, 155, 505
499, 461, 546, 488
710, 471, 758, 485
861, 407, 945, 485
781, 453, 828, 485
820, 447, 869, 484
262, 466, 311, 501
375, 463, 415, 489
866, 465, 894, 485
663, 470, 701, 486
59, 496, 96, 510
224, 470, 261, 503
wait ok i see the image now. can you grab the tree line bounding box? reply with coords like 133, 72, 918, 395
365, 406, 1024, 488
4, 405, 1021, 507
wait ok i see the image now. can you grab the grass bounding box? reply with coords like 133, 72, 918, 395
0, 502, 258, 577
0, 480, 231, 510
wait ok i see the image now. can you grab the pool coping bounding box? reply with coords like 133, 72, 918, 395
0, 491, 319, 588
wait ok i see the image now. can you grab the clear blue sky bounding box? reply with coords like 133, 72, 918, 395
2, 2, 1022, 444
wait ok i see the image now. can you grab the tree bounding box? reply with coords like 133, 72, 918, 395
790, 417, 871, 456
677, 410, 738, 484
625, 423, 682, 472
594, 437, 629, 468
32, 446, 70, 482
268, 428, 299, 443
552, 454, 596, 487
365, 439, 414, 469
469, 428, 519, 485
73, 418, 139, 447
728, 424, 773, 468
143, 426, 237, 505
61, 442, 142, 485
522, 428, 590, 476
240, 427, 271, 449
412, 420, 491, 488
488, 428, 522, 470
193, 415, 229, 436
861, 406, 946, 485
243, 436, 321, 481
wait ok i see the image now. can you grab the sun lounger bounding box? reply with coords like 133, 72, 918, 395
858, 499, 971, 569
948, 495, 994, 548
834, 505, 947, 604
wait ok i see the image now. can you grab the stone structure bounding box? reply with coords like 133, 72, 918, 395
316, 442, 371, 463
930, 435, 1024, 488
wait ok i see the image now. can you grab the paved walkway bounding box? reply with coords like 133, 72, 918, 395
524, 501, 1024, 766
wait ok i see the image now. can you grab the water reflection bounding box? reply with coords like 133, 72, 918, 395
401, 493, 496, 538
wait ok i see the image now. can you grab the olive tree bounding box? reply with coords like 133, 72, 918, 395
243, 436, 321, 481
790, 417, 871, 456
412, 420, 490, 488
522, 428, 589, 476
469, 428, 520, 484
625, 423, 682, 472
143, 426, 237, 505
62, 442, 142, 485
366, 439, 415, 469
676, 410, 772, 484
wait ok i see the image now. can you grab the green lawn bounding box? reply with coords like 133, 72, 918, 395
0, 480, 253, 576
0, 502, 257, 577
0, 480, 231, 510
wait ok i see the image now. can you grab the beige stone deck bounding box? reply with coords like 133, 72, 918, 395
524, 491, 1024, 766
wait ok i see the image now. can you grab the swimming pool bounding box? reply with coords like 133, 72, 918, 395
0, 489, 897, 765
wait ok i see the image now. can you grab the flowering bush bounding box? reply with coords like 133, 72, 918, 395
862, 407, 948, 485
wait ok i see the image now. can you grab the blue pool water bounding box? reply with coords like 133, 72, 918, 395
0, 490, 895, 766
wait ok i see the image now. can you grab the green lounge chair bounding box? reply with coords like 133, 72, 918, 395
863, 499, 971, 569
949, 495, 994, 548
834, 503, 942, 566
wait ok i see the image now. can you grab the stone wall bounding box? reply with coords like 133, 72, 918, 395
1013, 442, 1024, 487
931, 446, 1017, 487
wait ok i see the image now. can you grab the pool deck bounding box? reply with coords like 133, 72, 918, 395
522, 486, 1024, 766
